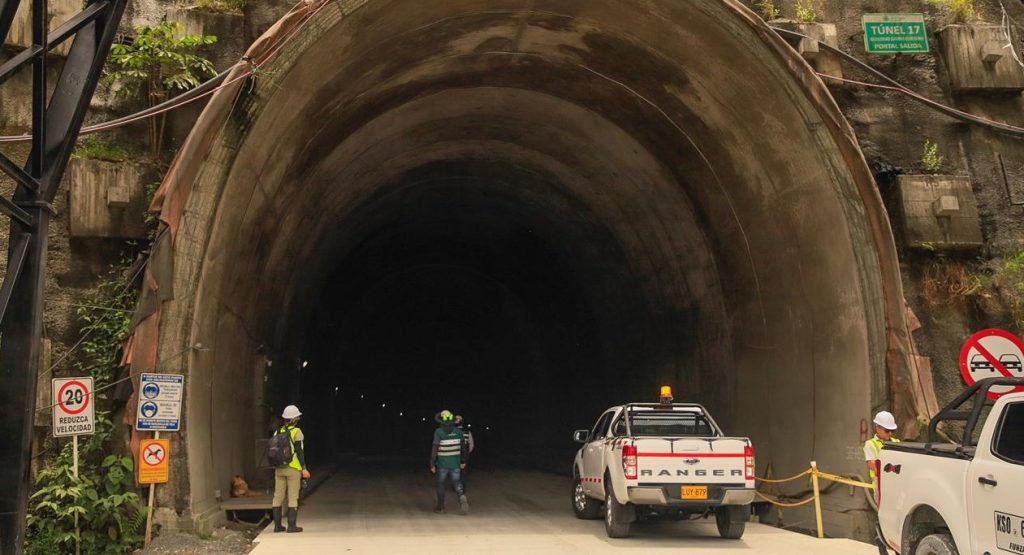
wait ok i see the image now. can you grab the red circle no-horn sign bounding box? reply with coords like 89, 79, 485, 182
57, 380, 90, 415
959, 328, 1024, 399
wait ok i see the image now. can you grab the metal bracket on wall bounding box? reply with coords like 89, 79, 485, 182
0, 0, 127, 552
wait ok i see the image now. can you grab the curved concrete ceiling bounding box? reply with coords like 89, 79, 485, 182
149, 0, 909, 527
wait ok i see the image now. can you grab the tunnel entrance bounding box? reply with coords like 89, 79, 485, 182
141, 0, 910, 536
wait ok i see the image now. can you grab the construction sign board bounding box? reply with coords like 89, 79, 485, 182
959, 328, 1024, 399
139, 439, 170, 484
136, 373, 184, 431
51, 377, 95, 437
862, 14, 929, 54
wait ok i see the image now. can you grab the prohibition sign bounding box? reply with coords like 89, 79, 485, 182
57, 380, 90, 415
143, 443, 166, 466
959, 328, 1024, 399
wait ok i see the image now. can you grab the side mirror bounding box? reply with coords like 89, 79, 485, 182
573, 430, 590, 444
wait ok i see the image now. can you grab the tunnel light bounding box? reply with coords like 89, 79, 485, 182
334, 387, 339, 394
302, 361, 308, 368
360, 394, 364, 399
422, 417, 426, 422
486, 426, 490, 431
399, 412, 404, 416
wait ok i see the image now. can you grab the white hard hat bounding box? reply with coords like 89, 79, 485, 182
873, 411, 897, 431
281, 405, 302, 419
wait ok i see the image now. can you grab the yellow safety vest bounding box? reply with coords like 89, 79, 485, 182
866, 435, 900, 486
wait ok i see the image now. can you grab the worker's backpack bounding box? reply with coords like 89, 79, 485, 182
266, 427, 294, 467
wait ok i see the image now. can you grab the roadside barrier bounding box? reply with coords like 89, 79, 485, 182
754, 461, 875, 539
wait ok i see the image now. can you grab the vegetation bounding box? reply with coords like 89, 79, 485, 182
25, 260, 145, 554
795, 0, 824, 23
927, 0, 977, 23
104, 22, 217, 159
194, 0, 245, 13
919, 252, 1024, 336
73, 137, 134, 162
992, 250, 1024, 333
754, 0, 780, 21
922, 140, 946, 174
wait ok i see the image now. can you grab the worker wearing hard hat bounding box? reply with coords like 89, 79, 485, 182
430, 409, 469, 515
272, 405, 311, 533
863, 411, 900, 491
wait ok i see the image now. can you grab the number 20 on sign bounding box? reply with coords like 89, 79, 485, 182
52, 377, 95, 437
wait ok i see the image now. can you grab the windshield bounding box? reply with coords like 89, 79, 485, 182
613, 409, 717, 437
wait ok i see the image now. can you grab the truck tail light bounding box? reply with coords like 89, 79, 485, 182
744, 445, 755, 480
623, 444, 638, 479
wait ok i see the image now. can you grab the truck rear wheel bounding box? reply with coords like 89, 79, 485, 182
572, 477, 602, 520
915, 534, 957, 555
604, 488, 632, 538
715, 505, 747, 540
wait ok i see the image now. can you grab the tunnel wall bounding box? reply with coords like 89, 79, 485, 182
147, 0, 909, 538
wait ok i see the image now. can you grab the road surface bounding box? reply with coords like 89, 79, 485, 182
250, 465, 878, 554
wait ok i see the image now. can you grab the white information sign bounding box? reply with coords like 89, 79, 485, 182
52, 377, 95, 437
135, 373, 184, 431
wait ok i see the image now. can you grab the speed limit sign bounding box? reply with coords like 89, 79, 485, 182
52, 377, 95, 437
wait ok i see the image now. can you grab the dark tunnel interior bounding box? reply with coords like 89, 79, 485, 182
292, 160, 702, 470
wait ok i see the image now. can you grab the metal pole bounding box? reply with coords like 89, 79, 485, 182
72, 435, 80, 555
811, 461, 824, 539
0, 209, 48, 555
143, 431, 160, 547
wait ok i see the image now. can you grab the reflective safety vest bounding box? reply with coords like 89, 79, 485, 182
865, 435, 900, 487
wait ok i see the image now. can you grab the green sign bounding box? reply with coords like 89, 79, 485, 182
862, 14, 929, 54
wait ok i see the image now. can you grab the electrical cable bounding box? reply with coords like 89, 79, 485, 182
771, 26, 1024, 139
0, 0, 329, 144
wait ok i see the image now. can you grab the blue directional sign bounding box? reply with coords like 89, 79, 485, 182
135, 373, 184, 431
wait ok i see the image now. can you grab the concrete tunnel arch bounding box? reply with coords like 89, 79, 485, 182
145, 0, 910, 532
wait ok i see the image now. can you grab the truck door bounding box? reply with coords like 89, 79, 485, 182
968, 400, 1024, 555
583, 411, 615, 496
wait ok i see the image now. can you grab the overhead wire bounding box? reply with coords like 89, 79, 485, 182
0, 0, 329, 144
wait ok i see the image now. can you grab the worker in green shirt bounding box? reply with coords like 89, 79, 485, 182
430, 410, 469, 515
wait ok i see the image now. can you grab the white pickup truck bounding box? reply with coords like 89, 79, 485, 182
877, 377, 1024, 555
571, 388, 755, 539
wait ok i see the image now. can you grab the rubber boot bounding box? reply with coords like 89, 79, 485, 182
272, 507, 285, 533
286, 508, 303, 533
458, 494, 469, 515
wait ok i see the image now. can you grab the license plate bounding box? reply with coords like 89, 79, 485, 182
996, 511, 1024, 554
681, 486, 708, 500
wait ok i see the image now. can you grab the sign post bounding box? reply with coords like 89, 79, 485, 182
134, 373, 181, 547
959, 328, 1024, 398
139, 435, 169, 547
862, 14, 930, 54
52, 377, 95, 555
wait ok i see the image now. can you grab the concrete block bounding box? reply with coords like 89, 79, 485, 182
939, 25, 1024, 93
68, 158, 152, 239
3, 0, 83, 56
897, 174, 983, 249
773, 21, 843, 79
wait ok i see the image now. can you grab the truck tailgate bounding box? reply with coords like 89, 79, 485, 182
635, 438, 749, 483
